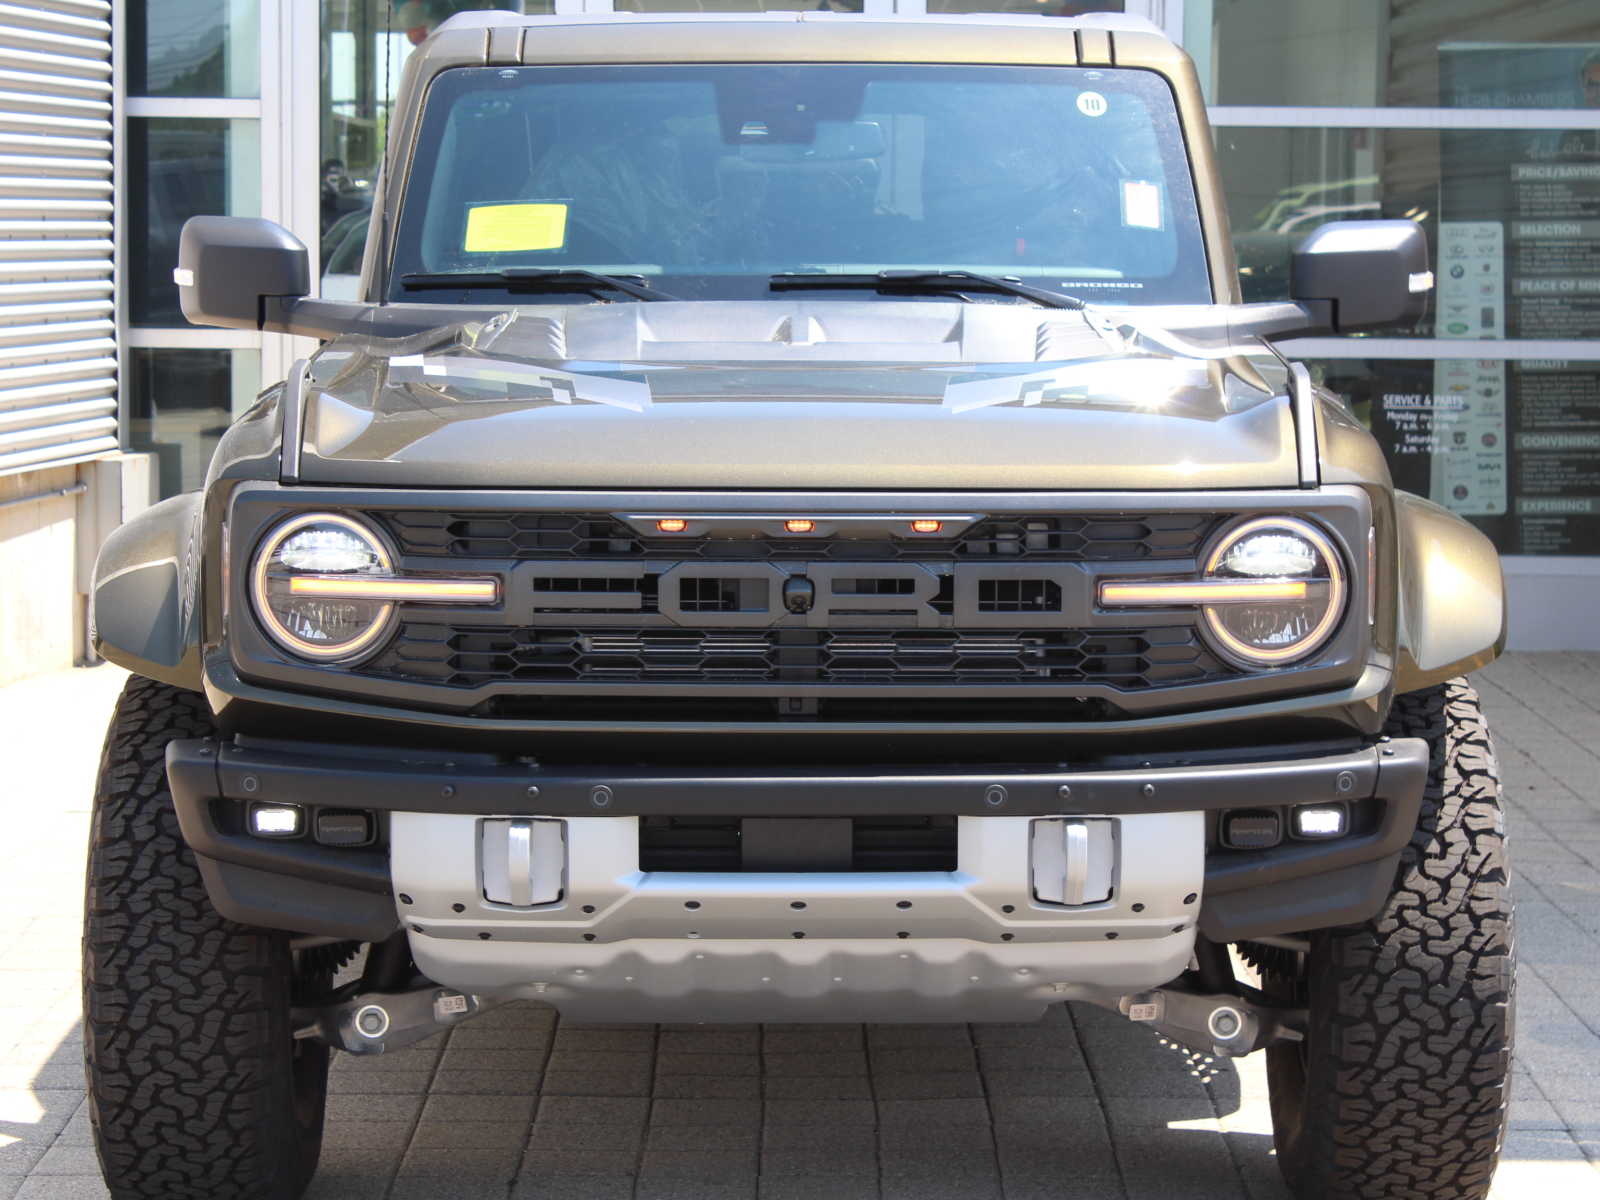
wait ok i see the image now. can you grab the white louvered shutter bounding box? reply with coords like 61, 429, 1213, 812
0, 0, 115, 476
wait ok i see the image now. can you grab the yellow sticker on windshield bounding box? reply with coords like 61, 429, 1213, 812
463, 203, 569, 253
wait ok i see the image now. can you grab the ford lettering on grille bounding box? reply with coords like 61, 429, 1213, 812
513, 561, 1103, 629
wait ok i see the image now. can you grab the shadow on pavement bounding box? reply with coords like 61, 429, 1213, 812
302, 998, 1293, 1200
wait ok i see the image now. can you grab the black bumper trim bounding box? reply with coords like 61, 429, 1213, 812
170, 738, 1425, 819
1199, 858, 1400, 943
165, 737, 1429, 942
193, 855, 399, 943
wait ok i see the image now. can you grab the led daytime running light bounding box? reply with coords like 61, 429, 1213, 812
1100, 580, 1309, 605
288, 576, 498, 602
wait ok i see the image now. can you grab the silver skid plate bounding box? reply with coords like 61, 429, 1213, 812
389, 811, 1204, 1022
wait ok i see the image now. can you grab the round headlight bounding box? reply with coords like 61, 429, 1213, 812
1201, 516, 1346, 667
251, 513, 396, 662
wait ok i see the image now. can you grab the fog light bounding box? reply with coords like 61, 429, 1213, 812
1292, 804, 1347, 839
249, 803, 303, 838
1220, 809, 1281, 850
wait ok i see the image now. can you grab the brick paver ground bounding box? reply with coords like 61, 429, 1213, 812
1, 655, 1596, 1199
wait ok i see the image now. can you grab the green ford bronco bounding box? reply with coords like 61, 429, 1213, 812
86, 11, 1510, 1199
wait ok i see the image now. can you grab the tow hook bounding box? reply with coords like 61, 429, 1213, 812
1118, 987, 1305, 1058
295, 986, 485, 1055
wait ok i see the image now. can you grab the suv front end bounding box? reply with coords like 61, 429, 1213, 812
162, 480, 1426, 1026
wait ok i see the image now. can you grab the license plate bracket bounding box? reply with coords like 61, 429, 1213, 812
740, 817, 853, 871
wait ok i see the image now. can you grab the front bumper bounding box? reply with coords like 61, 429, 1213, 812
168, 732, 1433, 998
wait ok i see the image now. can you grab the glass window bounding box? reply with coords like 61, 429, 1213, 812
320, 211, 372, 301
1217, 126, 1429, 309
127, 119, 261, 326
1216, 123, 1600, 337
127, 0, 261, 98
321, 1, 545, 237
128, 349, 262, 498
928, 1, 1122, 13
1310, 355, 1600, 556
1193, 0, 1600, 108
615, 1, 863, 10
391, 63, 1211, 305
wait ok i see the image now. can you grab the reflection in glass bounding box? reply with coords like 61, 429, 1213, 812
128, 349, 262, 498
320, 210, 372, 300
1194, 0, 1600, 107
1216, 123, 1600, 335
1216, 126, 1435, 313
391, 63, 1211, 306
320, 1, 543, 235
127, 119, 261, 326
127, 0, 260, 98
1309, 356, 1600, 557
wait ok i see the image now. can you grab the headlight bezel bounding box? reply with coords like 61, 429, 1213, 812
249, 511, 399, 664
1198, 514, 1348, 669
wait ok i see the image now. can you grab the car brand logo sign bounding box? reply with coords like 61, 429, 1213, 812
513, 561, 1100, 630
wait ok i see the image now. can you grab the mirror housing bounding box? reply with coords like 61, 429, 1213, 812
176, 216, 311, 330
176, 215, 368, 339
1288, 219, 1432, 335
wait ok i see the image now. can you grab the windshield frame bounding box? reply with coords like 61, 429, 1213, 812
386, 60, 1215, 309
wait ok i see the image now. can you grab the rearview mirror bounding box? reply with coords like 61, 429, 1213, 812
1289, 219, 1432, 334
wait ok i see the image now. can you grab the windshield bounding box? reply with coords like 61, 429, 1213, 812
390, 63, 1211, 306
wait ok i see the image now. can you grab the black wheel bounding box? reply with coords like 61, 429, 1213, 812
1261, 678, 1514, 1200
83, 676, 328, 1200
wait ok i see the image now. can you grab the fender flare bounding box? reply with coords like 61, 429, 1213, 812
1393, 490, 1506, 694
91, 492, 204, 691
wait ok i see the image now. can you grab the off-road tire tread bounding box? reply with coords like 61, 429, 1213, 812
1276, 678, 1513, 1200
83, 675, 323, 1199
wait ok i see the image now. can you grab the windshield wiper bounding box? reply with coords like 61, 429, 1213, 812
769, 270, 1086, 310
400, 267, 679, 302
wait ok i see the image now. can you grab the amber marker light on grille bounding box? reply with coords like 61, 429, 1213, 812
1100, 579, 1309, 606
656, 518, 688, 533
784, 519, 816, 533
288, 576, 499, 602
910, 519, 943, 534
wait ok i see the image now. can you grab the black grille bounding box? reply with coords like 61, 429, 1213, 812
362, 624, 1230, 689
639, 816, 957, 872
380, 511, 1219, 562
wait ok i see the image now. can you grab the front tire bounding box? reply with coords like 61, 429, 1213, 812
83, 676, 328, 1200
1264, 678, 1514, 1200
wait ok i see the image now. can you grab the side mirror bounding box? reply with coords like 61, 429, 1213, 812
176, 215, 366, 339
176, 216, 310, 330
1289, 219, 1432, 334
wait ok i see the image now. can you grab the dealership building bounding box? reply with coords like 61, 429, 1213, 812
2, 0, 1598, 682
